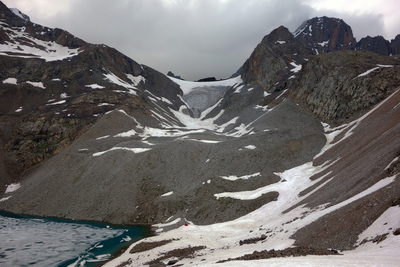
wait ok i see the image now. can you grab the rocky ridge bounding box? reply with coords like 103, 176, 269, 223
0, 1, 183, 187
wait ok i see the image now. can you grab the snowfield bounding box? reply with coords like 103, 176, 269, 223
103, 87, 400, 267
0, 21, 82, 62
168, 76, 242, 95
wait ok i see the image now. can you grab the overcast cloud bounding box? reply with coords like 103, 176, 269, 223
3, 0, 399, 80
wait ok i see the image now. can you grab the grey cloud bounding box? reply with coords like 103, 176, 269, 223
41, 0, 313, 80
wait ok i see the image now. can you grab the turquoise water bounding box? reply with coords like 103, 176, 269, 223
0, 211, 151, 266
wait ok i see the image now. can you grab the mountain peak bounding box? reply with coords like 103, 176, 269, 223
261, 25, 293, 43
294, 16, 356, 54
10, 8, 30, 21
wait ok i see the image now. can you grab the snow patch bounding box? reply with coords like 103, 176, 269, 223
169, 76, 242, 95
357, 64, 394, 78
10, 8, 29, 20
161, 191, 174, 197
2, 78, 17, 85
46, 100, 66, 105
153, 218, 181, 229
289, 62, 302, 73
318, 40, 329, 47
126, 74, 145, 86
97, 103, 115, 107
60, 93, 68, 98
0, 196, 11, 202
104, 71, 137, 95
96, 135, 110, 140
220, 172, 261, 181
26, 81, 45, 89
0, 24, 81, 62
85, 84, 105, 89
5, 183, 21, 193
357, 67, 379, 77
93, 147, 152, 156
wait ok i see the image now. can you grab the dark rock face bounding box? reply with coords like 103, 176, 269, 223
291, 88, 400, 250
289, 50, 400, 125
0, 2, 183, 189
237, 16, 400, 99
10, 8, 30, 21
238, 26, 312, 91
294, 16, 356, 53
238, 17, 358, 94
390, 34, 400, 55
356, 35, 391, 55
197, 77, 217, 82
0, 1, 26, 27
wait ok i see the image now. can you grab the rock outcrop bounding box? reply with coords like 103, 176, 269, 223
238, 26, 311, 92
237, 16, 400, 99
356, 35, 391, 55
390, 34, 400, 55
294, 16, 356, 53
290, 50, 400, 125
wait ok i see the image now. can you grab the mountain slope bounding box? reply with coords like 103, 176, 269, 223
105, 87, 400, 266
0, 1, 183, 188
0, 2, 399, 266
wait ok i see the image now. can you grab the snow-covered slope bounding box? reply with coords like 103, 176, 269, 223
9, 8, 30, 21
0, 21, 82, 61
105, 87, 400, 266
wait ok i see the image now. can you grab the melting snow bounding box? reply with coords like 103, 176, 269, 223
0, 196, 11, 202
103, 71, 137, 95
60, 93, 68, 98
357, 67, 380, 77
185, 139, 221, 144
318, 40, 329, 47
97, 103, 115, 107
153, 218, 181, 229
46, 100, 66, 105
93, 147, 152, 156
105, 97, 400, 267
96, 135, 110, 140
126, 74, 145, 86
5, 183, 21, 193
2, 78, 17, 85
26, 81, 45, 89
85, 84, 105, 89
161, 191, 174, 197
290, 62, 302, 73
10, 8, 28, 20
169, 76, 242, 95
220, 172, 261, 181
357, 64, 394, 78
0, 23, 81, 62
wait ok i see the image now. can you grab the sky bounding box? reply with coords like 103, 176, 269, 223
3, 0, 399, 80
